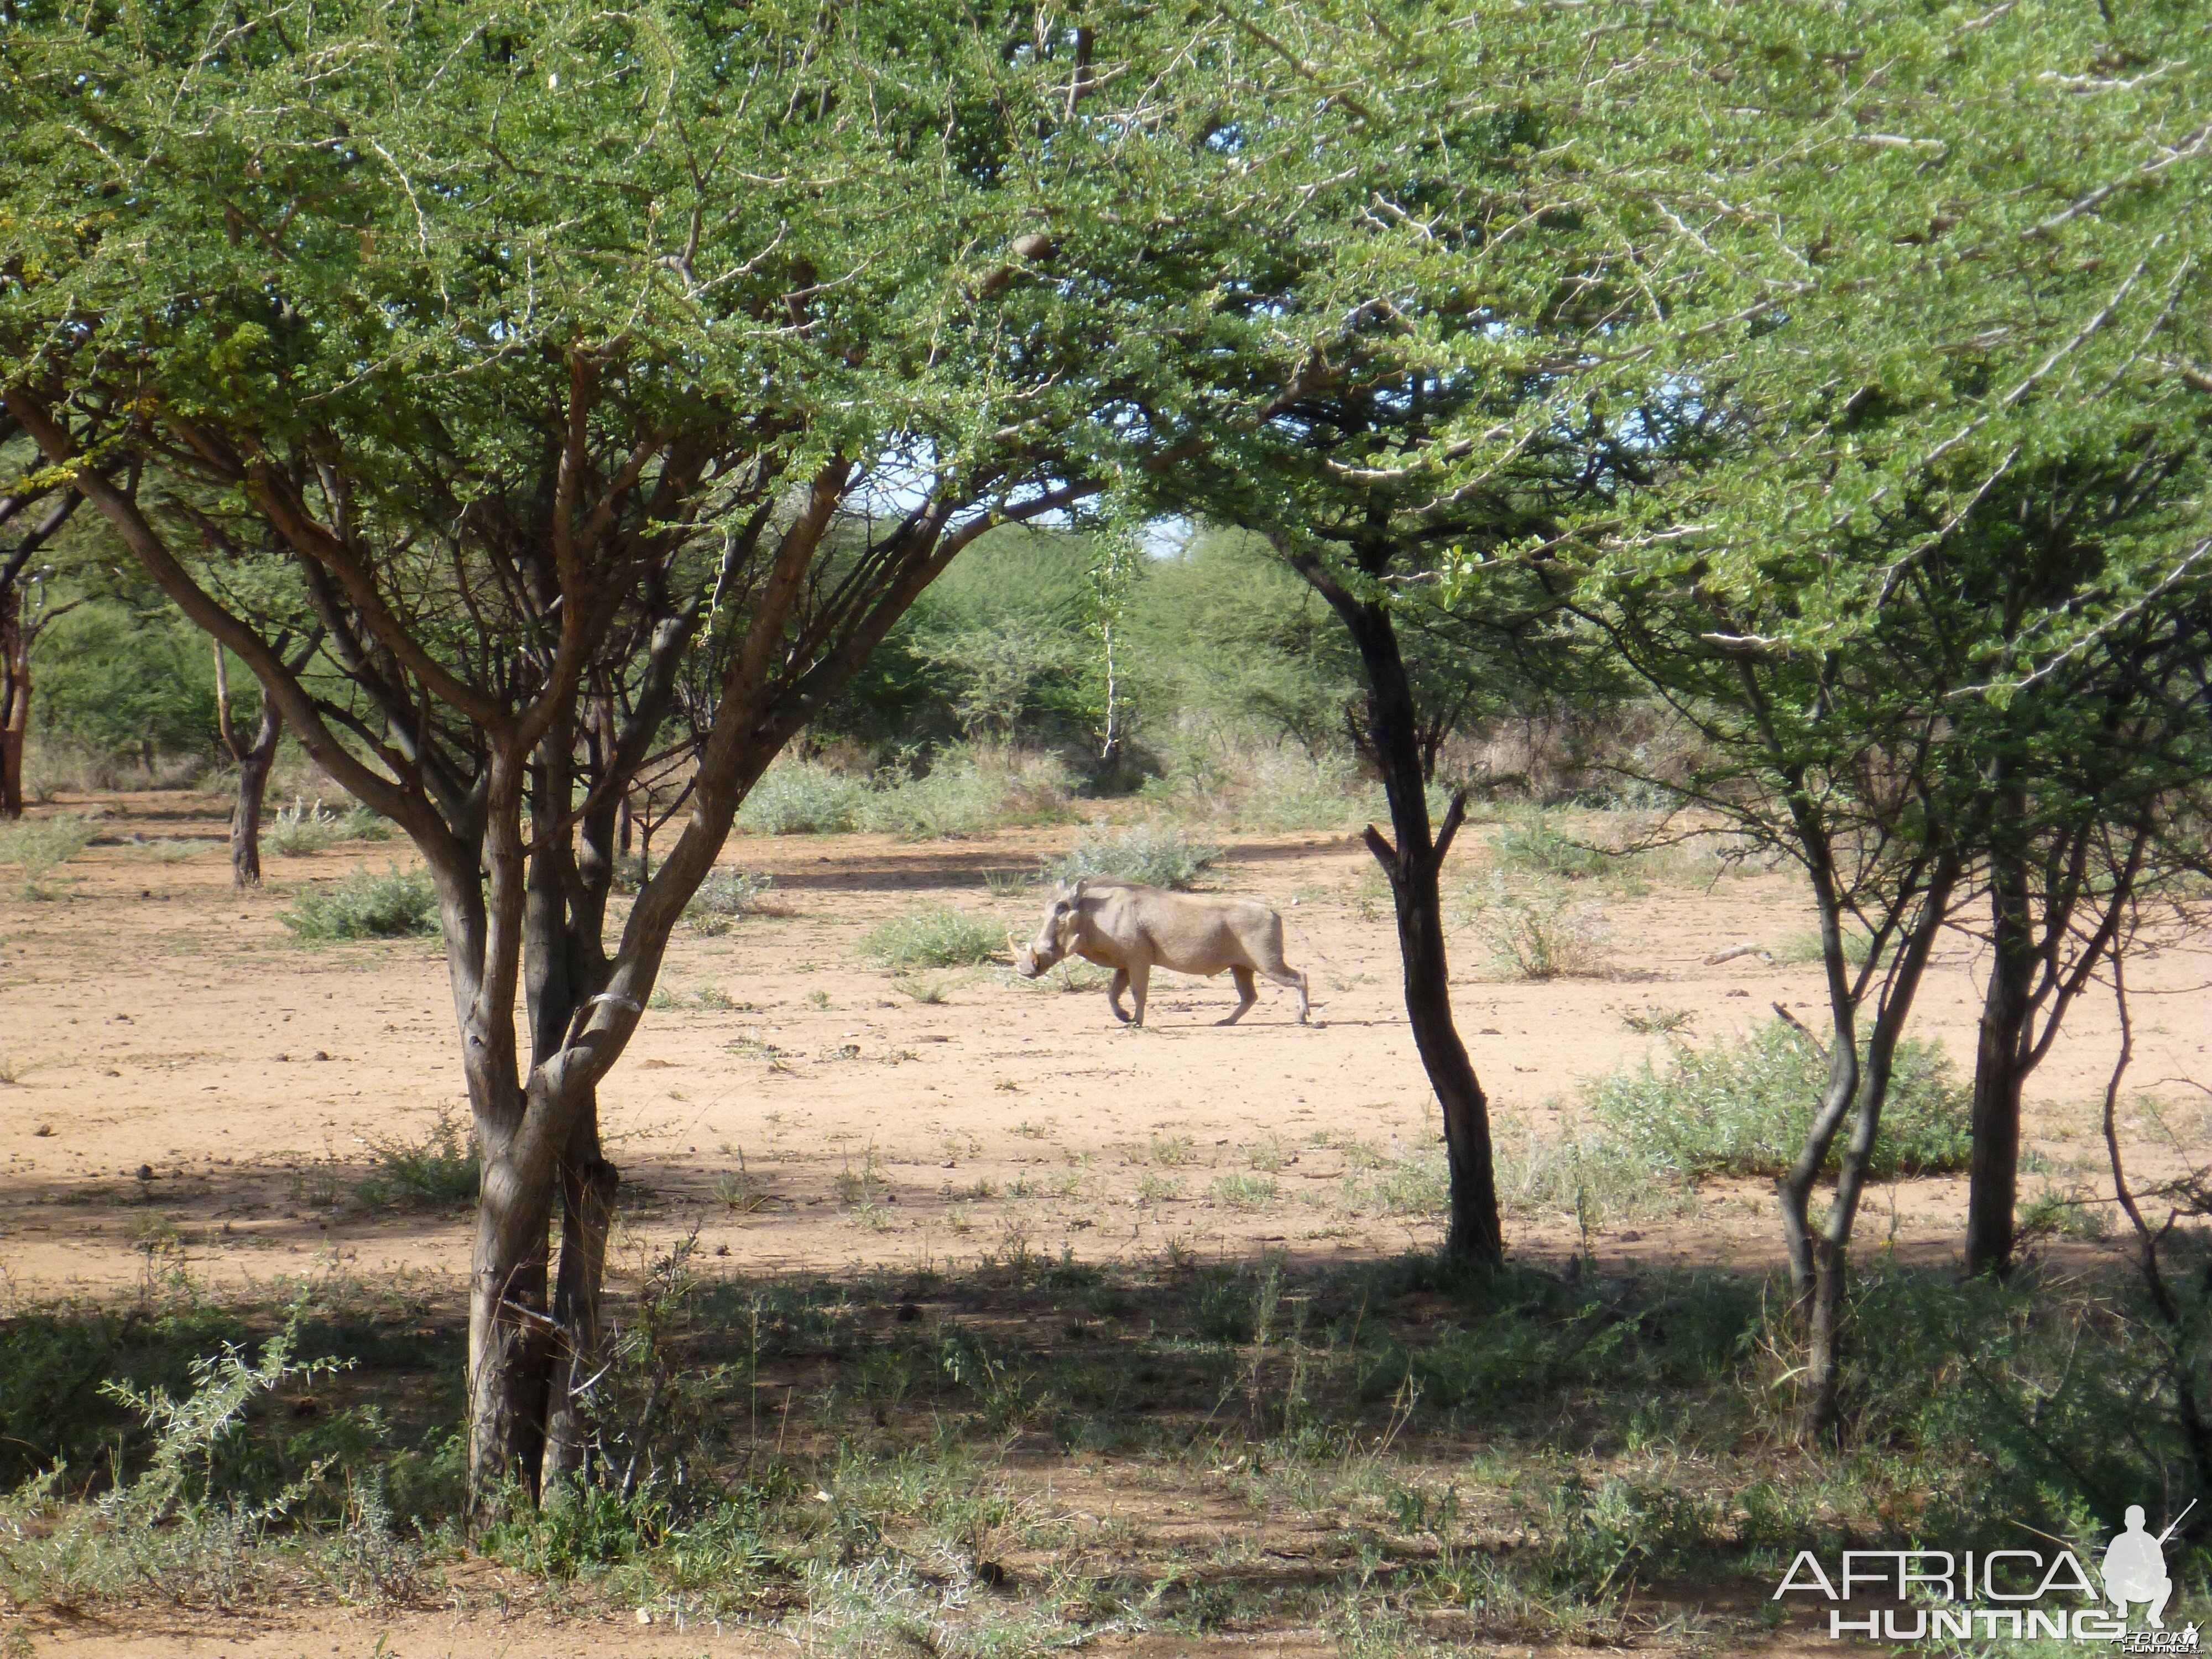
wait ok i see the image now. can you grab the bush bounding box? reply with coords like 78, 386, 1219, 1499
0, 815, 94, 889
281, 865, 440, 941
854, 754, 1004, 838
1490, 810, 1612, 881
860, 904, 1003, 969
266, 797, 347, 857
1042, 822, 1222, 890
738, 759, 870, 834
1588, 1019, 1970, 1178
737, 748, 1072, 839
1458, 876, 1611, 980
354, 1108, 479, 1209
684, 869, 775, 936
0, 1305, 346, 1611
1777, 926, 1875, 968
340, 805, 392, 842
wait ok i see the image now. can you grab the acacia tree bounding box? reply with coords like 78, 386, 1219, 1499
2, 0, 1247, 1507
1564, 0, 2212, 1434
1133, 2, 1672, 1262
1924, 458, 2212, 1277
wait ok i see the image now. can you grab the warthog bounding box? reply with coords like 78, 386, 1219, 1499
1009, 877, 1310, 1027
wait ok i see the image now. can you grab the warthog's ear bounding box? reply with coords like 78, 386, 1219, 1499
1071, 877, 1088, 898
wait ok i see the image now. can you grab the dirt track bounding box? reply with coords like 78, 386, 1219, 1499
6, 790, 2208, 1307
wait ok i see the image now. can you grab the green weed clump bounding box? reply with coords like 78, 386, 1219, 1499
1043, 822, 1222, 890
0, 1305, 354, 1611
0, 813, 93, 891
860, 904, 1003, 969
355, 1108, 479, 1209
265, 797, 347, 856
858, 749, 1071, 838
739, 748, 1071, 839
339, 805, 392, 841
1588, 1019, 1970, 1178
738, 760, 872, 834
1458, 875, 1611, 980
280, 865, 440, 941
1490, 811, 1613, 881
1777, 926, 1875, 967
684, 868, 776, 935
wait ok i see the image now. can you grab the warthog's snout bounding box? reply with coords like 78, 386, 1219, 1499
1009, 930, 1048, 978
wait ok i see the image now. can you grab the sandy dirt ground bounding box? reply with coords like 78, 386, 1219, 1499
3, 789, 2209, 1657
4, 790, 2207, 1296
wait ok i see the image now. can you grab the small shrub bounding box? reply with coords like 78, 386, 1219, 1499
354, 1108, 479, 1208
1588, 1019, 1970, 1178
1777, 926, 1875, 968
1493, 1124, 1699, 1228
1490, 811, 1611, 881
890, 971, 962, 1003
738, 748, 1070, 839
685, 869, 775, 936
860, 905, 1001, 969
858, 748, 1072, 839
0, 1304, 347, 1611
338, 805, 392, 842
1042, 822, 1222, 890
266, 797, 347, 856
1458, 877, 1610, 980
1348, 1152, 1451, 1218
1621, 1007, 1695, 1036
0, 815, 93, 889
738, 759, 870, 834
2017, 1182, 2115, 1243
1144, 1135, 1196, 1167
716, 1156, 773, 1215
1209, 1174, 1279, 1211
280, 865, 440, 941
134, 837, 220, 864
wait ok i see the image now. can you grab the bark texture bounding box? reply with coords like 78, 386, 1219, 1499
1287, 541, 1502, 1264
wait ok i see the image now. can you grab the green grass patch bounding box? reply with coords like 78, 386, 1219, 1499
354, 1108, 479, 1209
1588, 1018, 1970, 1178
0, 814, 93, 891
860, 904, 1003, 969
684, 868, 776, 936
280, 865, 440, 941
1042, 821, 1222, 890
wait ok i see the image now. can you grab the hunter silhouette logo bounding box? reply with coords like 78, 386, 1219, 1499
1773, 1498, 2199, 1645
2104, 1502, 2192, 1631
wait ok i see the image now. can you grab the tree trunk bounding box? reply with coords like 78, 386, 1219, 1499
1373, 814, 1501, 1262
1291, 549, 1501, 1264
467, 1095, 560, 1510
1964, 841, 2034, 1277
1800, 858, 1958, 1443
545, 1109, 618, 1485
213, 640, 282, 885
526, 733, 621, 1495
229, 709, 280, 886
0, 578, 25, 820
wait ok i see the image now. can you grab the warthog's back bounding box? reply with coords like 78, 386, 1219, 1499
1088, 881, 1285, 969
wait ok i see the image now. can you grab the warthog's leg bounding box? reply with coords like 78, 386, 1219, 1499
1126, 958, 1152, 1027
1271, 966, 1310, 1023
1107, 968, 1133, 1023
1218, 966, 1259, 1025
